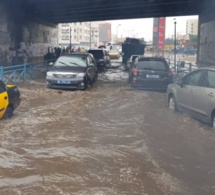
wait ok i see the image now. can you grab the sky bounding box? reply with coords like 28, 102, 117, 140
109, 15, 198, 42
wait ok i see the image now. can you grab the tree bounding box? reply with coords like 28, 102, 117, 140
189, 34, 198, 43
165, 38, 174, 45
165, 38, 179, 45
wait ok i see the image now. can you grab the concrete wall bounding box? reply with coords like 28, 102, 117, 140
0, 3, 58, 65
198, 2, 215, 66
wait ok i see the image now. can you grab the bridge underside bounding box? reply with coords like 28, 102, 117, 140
3, 0, 204, 23
1, 0, 215, 66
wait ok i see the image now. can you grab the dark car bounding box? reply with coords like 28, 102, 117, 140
46, 53, 98, 90
129, 57, 173, 90
88, 49, 110, 71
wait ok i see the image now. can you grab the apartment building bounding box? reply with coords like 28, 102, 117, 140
186, 19, 198, 39
58, 22, 91, 47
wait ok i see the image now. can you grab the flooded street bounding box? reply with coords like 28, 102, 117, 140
1, 64, 215, 195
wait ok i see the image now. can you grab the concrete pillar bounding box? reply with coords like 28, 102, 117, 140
0, 2, 58, 65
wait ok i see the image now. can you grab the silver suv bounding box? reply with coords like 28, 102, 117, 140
167, 67, 215, 128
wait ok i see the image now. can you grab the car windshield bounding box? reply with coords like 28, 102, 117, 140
54, 56, 87, 67
88, 50, 104, 59
137, 60, 167, 70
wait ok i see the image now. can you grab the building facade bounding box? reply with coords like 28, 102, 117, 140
58, 22, 91, 47
90, 22, 100, 48
186, 19, 198, 39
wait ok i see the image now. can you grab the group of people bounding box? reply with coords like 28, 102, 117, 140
44, 46, 86, 63
0, 46, 29, 66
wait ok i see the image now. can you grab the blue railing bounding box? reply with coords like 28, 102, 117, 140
0, 64, 33, 84
0, 60, 55, 84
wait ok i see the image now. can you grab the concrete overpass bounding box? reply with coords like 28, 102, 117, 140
0, 0, 215, 65
2, 0, 204, 23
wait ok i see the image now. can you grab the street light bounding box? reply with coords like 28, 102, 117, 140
174, 18, 177, 72
70, 26, 72, 51
117, 24, 121, 43
89, 22, 92, 49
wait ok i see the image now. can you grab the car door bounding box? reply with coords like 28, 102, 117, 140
177, 70, 204, 113
0, 81, 9, 119
191, 70, 215, 121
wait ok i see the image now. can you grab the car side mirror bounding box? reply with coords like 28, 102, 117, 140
177, 79, 184, 87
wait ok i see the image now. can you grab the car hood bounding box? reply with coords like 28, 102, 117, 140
49, 66, 86, 73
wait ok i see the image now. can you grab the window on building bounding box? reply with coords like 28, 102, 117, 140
61, 29, 70, 34
61, 35, 70, 40
61, 23, 69, 27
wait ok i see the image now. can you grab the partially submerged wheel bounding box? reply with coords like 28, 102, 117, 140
3, 106, 14, 119
168, 95, 177, 112
83, 77, 91, 90
211, 114, 215, 130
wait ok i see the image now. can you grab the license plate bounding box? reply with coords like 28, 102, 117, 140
57, 80, 71, 84
146, 74, 159, 79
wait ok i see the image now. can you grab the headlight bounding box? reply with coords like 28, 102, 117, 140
76, 73, 85, 78
46, 72, 53, 78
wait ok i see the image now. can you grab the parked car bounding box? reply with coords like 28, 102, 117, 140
109, 49, 121, 59
0, 80, 21, 119
88, 49, 110, 70
129, 57, 173, 90
46, 53, 98, 90
167, 67, 215, 128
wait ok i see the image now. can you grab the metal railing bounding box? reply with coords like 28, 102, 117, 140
0, 60, 54, 84
165, 58, 198, 79
0, 64, 32, 84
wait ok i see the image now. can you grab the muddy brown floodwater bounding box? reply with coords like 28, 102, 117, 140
1, 66, 215, 195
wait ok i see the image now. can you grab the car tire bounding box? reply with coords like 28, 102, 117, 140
3, 106, 14, 119
168, 95, 178, 112
83, 77, 91, 90
94, 73, 98, 82
211, 114, 215, 130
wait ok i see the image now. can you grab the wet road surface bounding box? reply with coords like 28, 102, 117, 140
1, 65, 215, 195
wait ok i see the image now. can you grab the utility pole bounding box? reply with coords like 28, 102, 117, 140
70, 26, 72, 52
89, 22, 92, 49
117, 24, 121, 43
174, 19, 177, 72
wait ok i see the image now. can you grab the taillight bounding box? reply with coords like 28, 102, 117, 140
133, 68, 138, 76
168, 69, 173, 76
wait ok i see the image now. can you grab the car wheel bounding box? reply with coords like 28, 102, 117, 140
3, 106, 14, 119
83, 77, 91, 90
94, 73, 98, 82
168, 95, 177, 112
211, 114, 215, 129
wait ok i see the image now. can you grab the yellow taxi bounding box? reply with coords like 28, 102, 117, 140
109, 49, 121, 59
0, 80, 21, 119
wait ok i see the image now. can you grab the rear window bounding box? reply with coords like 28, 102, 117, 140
137, 60, 167, 70
88, 50, 104, 59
